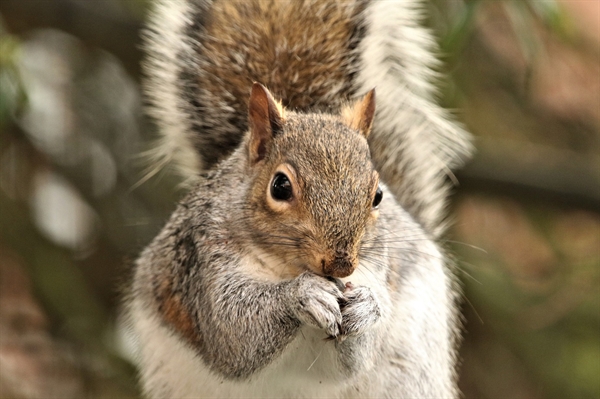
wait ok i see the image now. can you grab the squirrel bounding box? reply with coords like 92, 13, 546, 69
126, 0, 472, 398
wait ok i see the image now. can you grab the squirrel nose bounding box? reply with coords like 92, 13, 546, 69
334, 248, 349, 258
322, 255, 355, 278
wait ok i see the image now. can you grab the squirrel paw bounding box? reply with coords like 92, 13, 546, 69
337, 284, 381, 341
289, 272, 344, 338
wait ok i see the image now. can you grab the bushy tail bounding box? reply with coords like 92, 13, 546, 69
142, 0, 472, 235
354, 1, 472, 235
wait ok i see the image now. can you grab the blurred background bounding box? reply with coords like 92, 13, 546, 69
0, 0, 598, 398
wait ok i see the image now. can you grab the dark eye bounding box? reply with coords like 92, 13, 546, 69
271, 173, 293, 201
372, 186, 383, 208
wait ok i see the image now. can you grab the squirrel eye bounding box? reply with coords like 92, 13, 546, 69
372, 186, 383, 208
271, 173, 293, 201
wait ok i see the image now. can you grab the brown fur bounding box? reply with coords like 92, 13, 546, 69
341, 89, 375, 137
248, 83, 285, 164
157, 278, 201, 346
244, 87, 378, 278
201, 0, 363, 109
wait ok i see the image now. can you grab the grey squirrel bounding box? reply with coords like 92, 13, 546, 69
126, 0, 472, 398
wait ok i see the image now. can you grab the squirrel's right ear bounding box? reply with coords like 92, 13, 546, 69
248, 83, 285, 165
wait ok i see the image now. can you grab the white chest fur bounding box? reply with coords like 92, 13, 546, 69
131, 300, 352, 398
129, 261, 387, 399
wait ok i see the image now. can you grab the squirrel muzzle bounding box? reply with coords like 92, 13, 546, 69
322, 252, 356, 278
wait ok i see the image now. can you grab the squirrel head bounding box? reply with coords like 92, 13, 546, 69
242, 83, 380, 278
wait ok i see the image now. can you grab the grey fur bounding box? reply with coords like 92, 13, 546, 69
128, 0, 468, 397
128, 110, 459, 398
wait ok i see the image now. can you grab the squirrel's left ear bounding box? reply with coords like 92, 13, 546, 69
342, 89, 376, 138
248, 83, 285, 165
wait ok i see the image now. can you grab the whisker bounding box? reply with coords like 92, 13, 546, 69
306, 349, 322, 371
463, 295, 484, 325
441, 240, 487, 253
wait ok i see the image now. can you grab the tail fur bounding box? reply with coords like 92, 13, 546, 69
142, 0, 472, 235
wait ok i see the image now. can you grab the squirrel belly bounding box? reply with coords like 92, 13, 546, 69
127, 0, 470, 398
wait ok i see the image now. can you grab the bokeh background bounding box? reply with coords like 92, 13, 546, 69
0, 0, 598, 398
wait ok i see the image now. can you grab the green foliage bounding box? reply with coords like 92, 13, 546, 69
0, 25, 26, 130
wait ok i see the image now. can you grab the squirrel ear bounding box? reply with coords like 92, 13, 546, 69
248, 82, 285, 164
342, 89, 376, 138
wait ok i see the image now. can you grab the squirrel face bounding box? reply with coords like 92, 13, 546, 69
243, 84, 379, 278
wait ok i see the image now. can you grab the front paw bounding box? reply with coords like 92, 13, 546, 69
338, 284, 381, 340
288, 272, 344, 338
